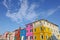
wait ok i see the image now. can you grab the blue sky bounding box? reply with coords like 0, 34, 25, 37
0, 0, 60, 34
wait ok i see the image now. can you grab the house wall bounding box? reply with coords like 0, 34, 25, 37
20, 28, 26, 40
33, 21, 52, 40
26, 24, 33, 40
15, 28, 20, 40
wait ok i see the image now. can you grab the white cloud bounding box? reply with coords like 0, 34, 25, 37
5, 0, 38, 24
47, 6, 60, 16
58, 6, 60, 8
3, 0, 8, 8
47, 9, 57, 16
40, 0, 45, 2
3, 0, 59, 24
39, 7, 59, 18
3, 0, 12, 9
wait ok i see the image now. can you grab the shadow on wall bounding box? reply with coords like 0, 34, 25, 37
48, 35, 58, 40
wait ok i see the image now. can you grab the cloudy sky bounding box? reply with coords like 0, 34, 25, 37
0, 0, 60, 34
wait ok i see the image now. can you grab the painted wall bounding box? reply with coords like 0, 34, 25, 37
10, 32, 15, 40
26, 24, 33, 40
3, 32, 9, 40
20, 28, 26, 40
40, 20, 59, 37
1, 19, 59, 40
33, 21, 52, 40
15, 28, 20, 40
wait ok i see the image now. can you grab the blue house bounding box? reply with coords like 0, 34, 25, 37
20, 28, 26, 40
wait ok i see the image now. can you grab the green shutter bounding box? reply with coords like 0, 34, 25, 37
14, 36, 16, 40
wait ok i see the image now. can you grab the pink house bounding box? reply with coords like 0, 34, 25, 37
3, 32, 9, 40
26, 23, 33, 40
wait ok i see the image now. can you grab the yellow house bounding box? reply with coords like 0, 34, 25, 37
33, 20, 52, 40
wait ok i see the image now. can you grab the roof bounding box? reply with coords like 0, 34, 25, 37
25, 19, 59, 27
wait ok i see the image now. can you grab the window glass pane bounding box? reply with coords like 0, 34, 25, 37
40, 35, 43, 40
30, 29, 33, 32
30, 36, 33, 39
34, 29, 36, 32
26, 36, 28, 39
34, 36, 36, 39
42, 35, 43, 39
26, 30, 28, 32
40, 27, 42, 31
30, 24, 32, 27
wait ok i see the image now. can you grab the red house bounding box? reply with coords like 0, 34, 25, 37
15, 28, 21, 40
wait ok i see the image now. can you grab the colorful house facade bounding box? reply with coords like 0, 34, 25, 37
7, 32, 15, 40
20, 28, 26, 40
3, 32, 9, 40
15, 28, 20, 40
10, 32, 15, 40
26, 23, 33, 40
32, 20, 52, 40
33, 21, 41, 40
0, 35, 3, 40
1, 19, 60, 40
40, 19, 59, 39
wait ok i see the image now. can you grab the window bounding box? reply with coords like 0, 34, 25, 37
30, 36, 33, 39
58, 35, 59, 37
40, 27, 43, 31
30, 24, 32, 26
40, 21, 42, 26
46, 35, 48, 39
30, 29, 33, 32
42, 35, 43, 39
40, 35, 43, 39
14, 36, 16, 40
40, 21, 41, 23
44, 27, 45, 30
44, 21, 45, 24
26, 30, 28, 33
26, 36, 28, 39
34, 36, 36, 39
34, 29, 36, 32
